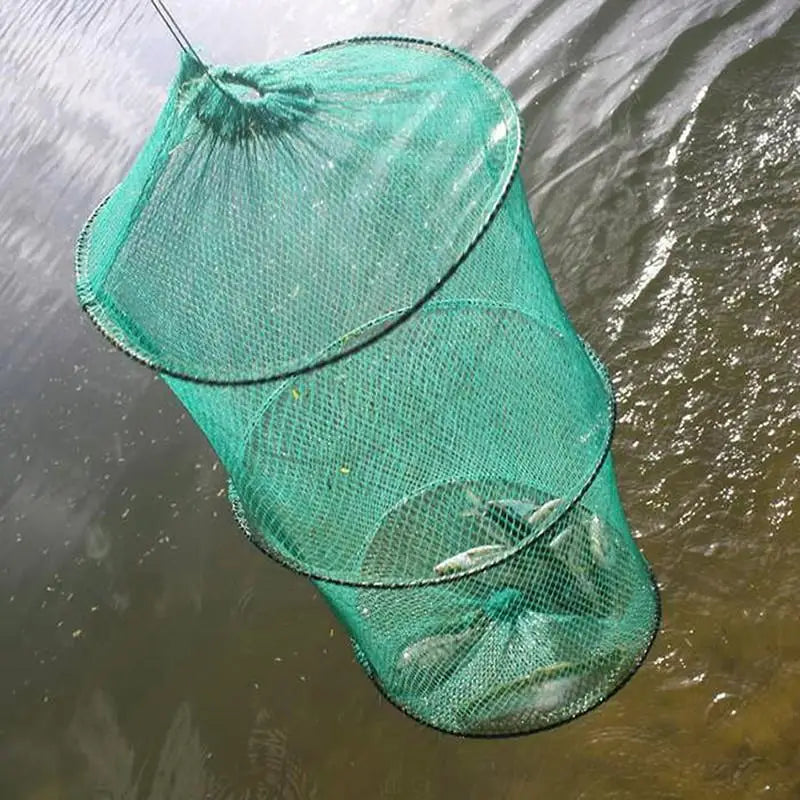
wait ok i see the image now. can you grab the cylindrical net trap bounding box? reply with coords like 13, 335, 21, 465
75, 35, 659, 736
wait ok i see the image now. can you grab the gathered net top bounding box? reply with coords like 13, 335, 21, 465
76, 36, 522, 384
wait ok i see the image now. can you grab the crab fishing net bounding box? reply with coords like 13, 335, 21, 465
75, 33, 659, 736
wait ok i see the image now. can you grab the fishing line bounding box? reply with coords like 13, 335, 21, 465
148, 0, 238, 101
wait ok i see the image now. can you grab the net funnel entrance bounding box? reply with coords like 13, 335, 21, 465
75, 34, 659, 736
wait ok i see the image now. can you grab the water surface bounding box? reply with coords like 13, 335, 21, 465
1, 0, 798, 797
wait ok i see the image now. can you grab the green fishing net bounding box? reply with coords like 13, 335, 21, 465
76, 35, 659, 736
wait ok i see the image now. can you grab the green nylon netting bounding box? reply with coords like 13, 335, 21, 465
76, 38, 521, 383
75, 35, 659, 736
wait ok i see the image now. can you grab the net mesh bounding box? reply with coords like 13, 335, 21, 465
314, 454, 657, 735
75, 35, 659, 736
76, 38, 521, 383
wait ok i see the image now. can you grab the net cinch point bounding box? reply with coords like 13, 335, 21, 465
75, 35, 660, 736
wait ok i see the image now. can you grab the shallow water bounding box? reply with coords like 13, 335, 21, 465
1, 0, 798, 797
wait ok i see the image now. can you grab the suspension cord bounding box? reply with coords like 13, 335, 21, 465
148, 0, 237, 101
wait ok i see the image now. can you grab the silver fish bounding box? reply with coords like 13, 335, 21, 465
462, 492, 563, 537
466, 674, 581, 734
461, 660, 577, 719
548, 523, 578, 552
397, 627, 480, 670
589, 514, 611, 566
433, 544, 512, 575
478, 496, 562, 525
550, 523, 592, 573
461, 489, 515, 537
461, 647, 627, 732
547, 521, 609, 613
527, 497, 563, 525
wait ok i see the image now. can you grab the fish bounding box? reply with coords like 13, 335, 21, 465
461, 490, 524, 539
497, 533, 606, 615
484, 496, 562, 527
548, 523, 578, 552
459, 660, 577, 721
546, 520, 615, 615
433, 544, 512, 575
460, 647, 628, 732
464, 675, 582, 734
589, 514, 611, 567
526, 497, 563, 525
462, 492, 564, 540
397, 626, 482, 670
549, 522, 594, 575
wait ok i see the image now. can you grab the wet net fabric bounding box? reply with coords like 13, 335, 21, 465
76, 39, 520, 383
76, 35, 659, 736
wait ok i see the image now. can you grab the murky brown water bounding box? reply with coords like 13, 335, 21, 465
1, 0, 798, 797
